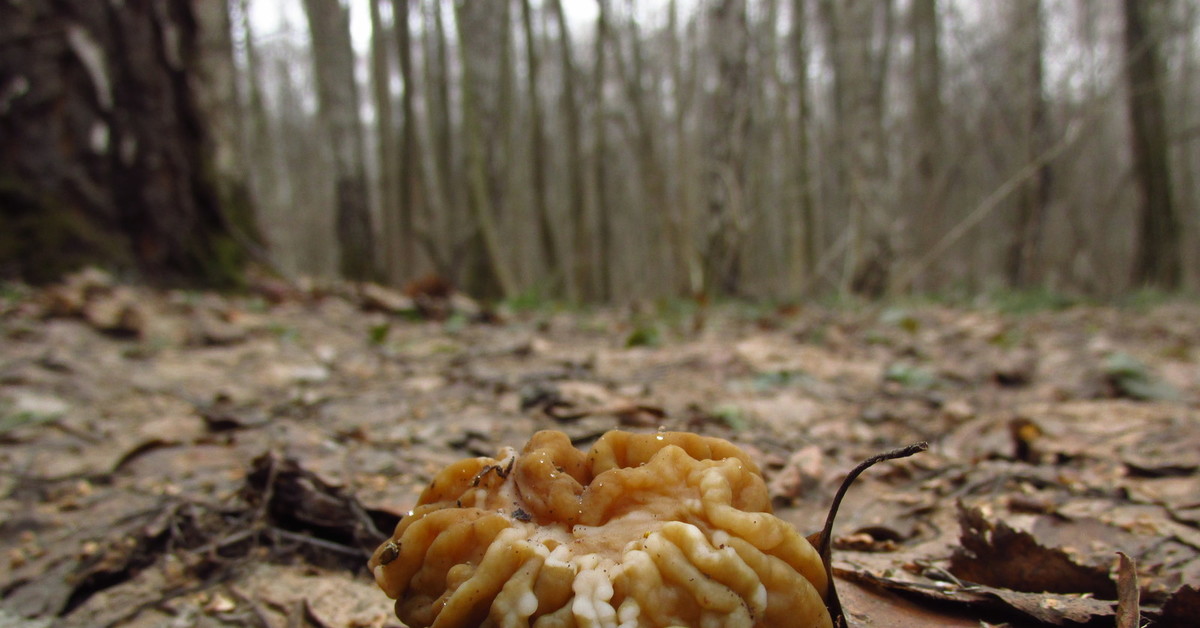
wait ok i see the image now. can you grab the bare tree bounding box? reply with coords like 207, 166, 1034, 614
671, 3, 704, 296
612, 6, 675, 295
195, 0, 266, 269
908, 0, 945, 289
454, 0, 517, 299
822, 0, 895, 296
1123, 0, 1181, 288
1005, 0, 1051, 288
548, 0, 591, 301
418, 0, 459, 276
703, 0, 751, 296
301, 0, 378, 281
393, 0, 419, 281
520, 0, 563, 294
789, 0, 817, 292
593, 0, 614, 300
235, 0, 282, 264
368, 0, 401, 282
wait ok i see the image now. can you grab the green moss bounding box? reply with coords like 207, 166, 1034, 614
0, 179, 130, 284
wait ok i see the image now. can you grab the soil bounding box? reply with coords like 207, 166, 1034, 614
1, 272, 1197, 627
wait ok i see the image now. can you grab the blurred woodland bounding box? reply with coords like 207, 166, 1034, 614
1, 0, 1198, 302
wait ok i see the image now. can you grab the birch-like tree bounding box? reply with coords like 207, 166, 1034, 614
302, 0, 378, 281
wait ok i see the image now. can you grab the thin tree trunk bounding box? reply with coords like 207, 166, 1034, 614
301, 0, 378, 281
1005, 0, 1051, 288
420, 0, 458, 276
703, 0, 750, 296
669, 0, 702, 295
1123, 0, 1181, 288
520, 0, 562, 293
823, 0, 894, 297
909, 0, 944, 290
454, 0, 517, 299
236, 0, 282, 267
789, 0, 817, 293
614, 9, 673, 295
593, 0, 613, 301
393, 0, 418, 281
368, 0, 400, 283
548, 0, 589, 301
194, 0, 265, 269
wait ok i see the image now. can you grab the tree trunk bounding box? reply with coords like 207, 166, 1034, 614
789, 0, 817, 293
393, 0, 419, 282
823, 0, 894, 297
520, 0, 562, 293
301, 0, 378, 282
909, 0, 945, 289
614, 10, 673, 296
703, 0, 750, 297
668, 1, 702, 295
235, 0, 283, 272
368, 0, 400, 283
420, 0, 458, 277
0, 0, 257, 285
1005, 0, 1051, 288
454, 0, 517, 299
548, 0, 590, 301
593, 0, 613, 301
1122, 0, 1181, 288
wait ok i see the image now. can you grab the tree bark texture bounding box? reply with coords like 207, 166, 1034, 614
593, 0, 613, 301
909, 0, 945, 288
419, 0, 458, 276
301, 0, 378, 282
454, 0, 517, 299
824, 0, 894, 296
667, 1, 703, 296
790, 0, 817, 292
615, 11, 674, 296
703, 0, 750, 296
549, 0, 590, 301
393, 0, 419, 282
0, 0, 256, 285
1005, 0, 1051, 288
368, 0, 401, 282
520, 0, 561, 290
1122, 0, 1181, 288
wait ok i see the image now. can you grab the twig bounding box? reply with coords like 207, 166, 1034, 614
818, 441, 929, 627
268, 527, 371, 559
226, 584, 274, 628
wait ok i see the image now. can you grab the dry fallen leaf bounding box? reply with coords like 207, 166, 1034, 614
1115, 552, 1140, 628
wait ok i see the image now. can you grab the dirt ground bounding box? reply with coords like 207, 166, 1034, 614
1, 271, 1198, 627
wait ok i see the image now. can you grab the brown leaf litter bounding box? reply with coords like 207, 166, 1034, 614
1, 272, 1197, 626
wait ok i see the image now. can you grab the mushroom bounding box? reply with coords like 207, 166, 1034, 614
369, 430, 832, 628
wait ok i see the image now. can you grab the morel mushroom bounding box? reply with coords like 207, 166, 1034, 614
369, 430, 831, 627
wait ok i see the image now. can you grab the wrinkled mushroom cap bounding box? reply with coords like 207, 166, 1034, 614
369, 430, 831, 628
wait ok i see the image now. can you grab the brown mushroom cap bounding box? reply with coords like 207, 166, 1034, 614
369, 430, 831, 628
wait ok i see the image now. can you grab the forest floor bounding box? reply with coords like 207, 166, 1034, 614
1, 270, 1198, 627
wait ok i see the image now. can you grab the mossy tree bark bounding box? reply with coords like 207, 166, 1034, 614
0, 0, 259, 286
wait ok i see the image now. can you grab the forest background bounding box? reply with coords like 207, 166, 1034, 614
1, 0, 1197, 303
